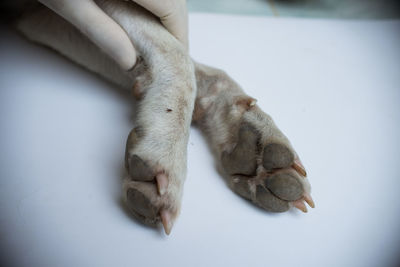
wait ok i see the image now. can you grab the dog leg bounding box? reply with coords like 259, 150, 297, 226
17, 1, 196, 233
193, 63, 314, 213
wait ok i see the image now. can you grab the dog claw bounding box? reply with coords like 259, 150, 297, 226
156, 173, 168, 196
293, 200, 308, 213
304, 193, 315, 208
292, 159, 307, 177
160, 209, 173, 235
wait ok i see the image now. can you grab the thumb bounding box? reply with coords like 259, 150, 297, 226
40, 0, 137, 70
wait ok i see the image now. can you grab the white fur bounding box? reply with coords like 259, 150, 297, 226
16, 0, 312, 224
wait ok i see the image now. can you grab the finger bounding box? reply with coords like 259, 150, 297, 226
132, 0, 189, 49
39, 0, 137, 70
160, 8, 189, 50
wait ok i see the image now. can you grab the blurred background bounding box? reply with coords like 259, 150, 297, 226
1, 0, 400, 20
187, 0, 400, 19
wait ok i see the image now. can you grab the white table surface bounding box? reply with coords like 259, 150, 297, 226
1, 14, 400, 267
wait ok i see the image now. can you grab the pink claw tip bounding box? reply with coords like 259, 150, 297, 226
156, 173, 168, 196
292, 159, 307, 177
160, 210, 173, 235
293, 200, 308, 213
304, 194, 315, 208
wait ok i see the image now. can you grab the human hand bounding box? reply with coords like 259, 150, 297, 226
39, 0, 188, 71
132, 0, 188, 49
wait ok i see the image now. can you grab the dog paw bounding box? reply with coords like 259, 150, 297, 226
221, 114, 314, 213
123, 127, 184, 234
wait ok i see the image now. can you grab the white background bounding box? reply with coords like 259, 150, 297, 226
1, 14, 400, 267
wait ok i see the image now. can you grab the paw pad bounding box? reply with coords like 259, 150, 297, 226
264, 172, 303, 201
222, 121, 313, 213
256, 185, 289, 212
262, 143, 294, 171
221, 124, 258, 176
128, 155, 154, 181
126, 187, 159, 220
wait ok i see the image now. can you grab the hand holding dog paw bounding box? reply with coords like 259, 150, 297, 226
39, 0, 188, 70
